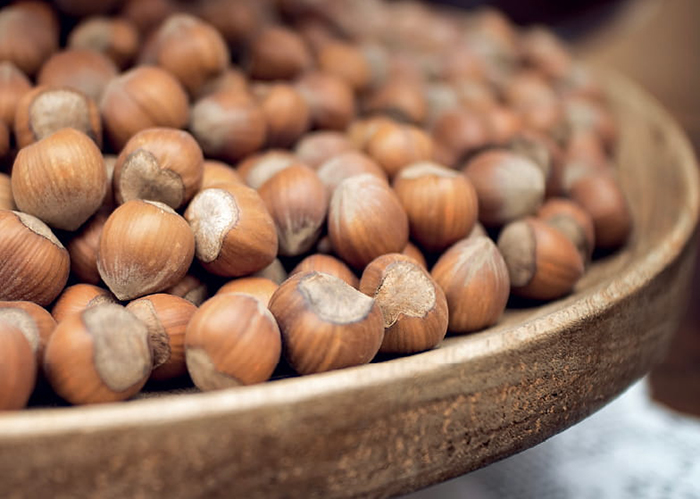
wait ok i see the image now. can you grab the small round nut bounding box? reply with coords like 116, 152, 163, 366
254, 83, 311, 148
294, 131, 355, 170
0, 62, 32, 127
52, 284, 117, 324
537, 198, 596, 263
68, 16, 140, 69
0, 301, 56, 365
316, 151, 387, 197
66, 211, 109, 285
164, 274, 209, 306
248, 26, 312, 81
365, 122, 434, 178
37, 49, 118, 103
290, 254, 359, 289
0, 322, 37, 410
216, 277, 279, 306
295, 71, 356, 131
200, 160, 242, 190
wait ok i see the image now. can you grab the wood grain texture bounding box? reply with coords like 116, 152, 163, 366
0, 71, 698, 498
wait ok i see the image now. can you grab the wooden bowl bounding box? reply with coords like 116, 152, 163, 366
0, 72, 698, 498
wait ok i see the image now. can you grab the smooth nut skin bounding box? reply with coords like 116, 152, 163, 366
393, 162, 479, 253
431, 236, 510, 333
0, 211, 69, 306
360, 254, 448, 354
0, 5, 58, 76
317, 151, 387, 196
431, 109, 490, 165
253, 258, 288, 285
248, 26, 312, 81
113, 127, 204, 209
0, 173, 13, 211
14, 85, 103, 149
237, 150, 298, 189
294, 131, 355, 170
463, 149, 545, 228
328, 174, 409, 270
37, 49, 118, 103
66, 211, 108, 285
185, 183, 278, 277
0, 301, 56, 365
295, 71, 356, 131
497, 217, 585, 300
185, 293, 282, 391
0, 322, 37, 411
365, 78, 427, 125
101, 66, 189, 150
165, 274, 208, 306
0, 62, 32, 127
68, 16, 140, 69
258, 164, 328, 257
98, 200, 195, 301
317, 41, 371, 92
127, 293, 197, 381
52, 284, 117, 324
201, 160, 242, 190
538, 198, 596, 262
12, 128, 106, 231
254, 83, 311, 148
268, 272, 384, 375
365, 122, 434, 178
216, 277, 279, 307
43, 303, 152, 405
290, 254, 359, 289
402, 242, 427, 269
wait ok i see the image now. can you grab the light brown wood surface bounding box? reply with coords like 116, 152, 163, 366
0, 72, 698, 498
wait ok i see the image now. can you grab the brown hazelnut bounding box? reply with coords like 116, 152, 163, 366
508, 130, 565, 197
258, 164, 328, 256
253, 83, 311, 148
14, 86, 103, 149
401, 242, 427, 268
190, 89, 267, 163
193, 0, 263, 47
463, 149, 545, 227
121, 0, 176, 35
364, 78, 427, 125
201, 160, 242, 190
393, 161, 479, 252
359, 253, 448, 353
503, 71, 564, 134
113, 127, 204, 209
0, 301, 56, 364
498, 217, 584, 300
127, 293, 198, 381
184, 183, 278, 277
52, 284, 117, 324
295, 71, 356, 131
196, 66, 249, 99
431, 109, 490, 166
12, 128, 106, 231
316, 151, 387, 197
236, 150, 298, 189
0, 211, 69, 306
0, 172, 14, 211
366, 122, 434, 178
0, 62, 32, 127
151, 14, 230, 96
101, 66, 190, 150
253, 258, 288, 285
482, 105, 523, 145
290, 254, 359, 289
0, 4, 58, 76
98, 200, 195, 301
43, 303, 152, 405
317, 41, 372, 92
216, 277, 279, 306
431, 236, 510, 333
185, 293, 282, 390
0, 322, 36, 410
521, 27, 573, 81
564, 129, 609, 176
564, 96, 618, 152
37, 49, 118, 103
164, 274, 209, 306
248, 26, 312, 81
268, 272, 384, 374
328, 174, 409, 269
346, 115, 395, 150
68, 16, 140, 69
538, 198, 596, 263
294, 131, 355, 169
66, 212, 108, 285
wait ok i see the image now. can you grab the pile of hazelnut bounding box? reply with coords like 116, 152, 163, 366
0, 0, 631, 409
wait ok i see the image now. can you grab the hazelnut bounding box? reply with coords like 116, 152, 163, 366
113, 127, 204, 209
0, 301, 56, 364
258, 164, 328, 256
483, 105, 523, 145
37, 49, 118, 103
247, 26, 312, 81
184, 183, 278, 277
127, 293, 197, 381
66, 211, 108, 285
290, 254, 359, 289
401, 242, 427, 269
364, 78, 427, 125
190, 89, 267, 163
193, 0, 263, 48
0, 211, 69, 306
253, 83, 311, 148
196, 66, 249, 99
346, 115, 395, 150
295, 71, 356, 131
43, 303, 152, 405
564, 97, 618, 152
366, 122, 434, 178
294, 131, 355, 169
431, 109, 490, 166
201, 160, 242, 190
185, 293, 282, 390
0, 172, 14, 210
268, 272, 384, 374
121, 0, 176, 35
216, 277, 279, 306
521, 27, 573, 80
12, 128, 106, 231
151, 14, 230, 95
393, 161, 479, 252
98, 200, 195, 301
101, 66, 190, 150
68, 16, 140, 69
0, 4, 58, 76
52, 284, 117, 324
463, 149, 545, 227
0, 322, 36, 410
14, 86, 103, 149
508, 130, 565, 197
538, 198, 596, 263
0, 62, 32, 127
498, 217, 584, 300
431, 236, 510, 333
328, 174, 409, 270
359, 253, 448, 353
236, 150, 298, 189
503, 71, 564, 133
317, 41, 372, 92
253, 258, 288, 285
165, 274, 209, 306
316, 151, 387, 197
